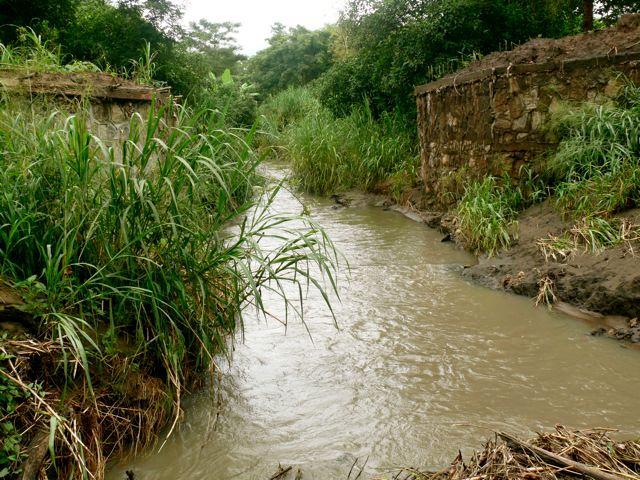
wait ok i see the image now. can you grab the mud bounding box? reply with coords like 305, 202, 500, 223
456, 201, 640, 343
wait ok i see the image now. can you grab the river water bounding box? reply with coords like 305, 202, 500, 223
108, 167, 640, 479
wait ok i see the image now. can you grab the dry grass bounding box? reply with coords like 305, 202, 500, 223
0, 338, 170, 479
392, 426, 640, 480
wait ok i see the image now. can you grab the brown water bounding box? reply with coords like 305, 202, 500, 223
108, 167, 640, 480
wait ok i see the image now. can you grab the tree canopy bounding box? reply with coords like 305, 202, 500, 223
247, 24, 334, 97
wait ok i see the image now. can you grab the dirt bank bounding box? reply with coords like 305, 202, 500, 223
457, 201, 640, 343
452, 13, 640, 74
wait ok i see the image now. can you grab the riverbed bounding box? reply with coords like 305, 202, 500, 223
108, 166, 640, 479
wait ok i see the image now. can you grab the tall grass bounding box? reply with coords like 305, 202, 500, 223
455, 176, 524, 256
546, 82, 640, 216
258, 87, 419, 196
0, 94, 339, 477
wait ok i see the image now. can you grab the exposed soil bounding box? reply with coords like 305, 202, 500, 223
457, 201, 640, 343
452, 13, 640, 75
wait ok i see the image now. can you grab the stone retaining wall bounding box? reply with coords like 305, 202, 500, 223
415, 51, 640, 203
0, 70, 171, 148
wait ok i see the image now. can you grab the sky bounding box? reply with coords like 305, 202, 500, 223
182, 0, 346, 55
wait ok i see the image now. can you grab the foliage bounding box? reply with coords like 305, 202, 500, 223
0, 27, 100, 73
61, 0, 172, 74
597, 1, 640, 25
455, 176, 525, 255
0, 0, 79, 44
318, 0, 582, 119
546, 83, 640, 217
259, 87, 418, 195
257, 86, 323, 139
197, 69, 259, 127
0, 349, 26, 477
248, 24, 334, 97
0, 93, 339, 476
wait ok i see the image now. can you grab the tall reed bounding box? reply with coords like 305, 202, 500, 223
258, 87, 419, 196
0, 94, 339, 477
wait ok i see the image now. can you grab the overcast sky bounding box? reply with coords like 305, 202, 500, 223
182, 0, 346, 55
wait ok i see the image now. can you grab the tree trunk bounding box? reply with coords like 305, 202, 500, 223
583, 0, 594, 31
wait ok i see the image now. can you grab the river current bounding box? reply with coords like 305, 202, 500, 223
108, 166, 640, 479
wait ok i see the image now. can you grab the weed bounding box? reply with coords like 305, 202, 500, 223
546, 82, 640, 217
455, 176, 523, 256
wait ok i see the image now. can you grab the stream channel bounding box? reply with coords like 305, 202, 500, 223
108, 164, 640, 479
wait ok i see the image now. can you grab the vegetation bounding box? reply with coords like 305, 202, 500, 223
454, 83, 640, 257
0, 48, 337, 477
258, 87, 418, 198
455, 176, 524, 255
247, 25, 334, 98
1, 0, 640, 475
546, 83, 640, 217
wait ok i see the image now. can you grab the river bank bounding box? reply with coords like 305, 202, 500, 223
326, 185, 640, 346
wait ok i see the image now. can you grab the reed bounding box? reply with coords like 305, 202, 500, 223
0, 93, 339, 478
258, 87, 419, 196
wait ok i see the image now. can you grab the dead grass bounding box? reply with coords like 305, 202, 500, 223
0, 338, 170, 479
392, 426, 640, 480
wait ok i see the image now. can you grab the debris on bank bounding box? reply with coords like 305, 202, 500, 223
395, 426, 640, 480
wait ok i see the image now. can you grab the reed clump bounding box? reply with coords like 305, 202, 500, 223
0, 89, 338, 478
258, 87, 420, 200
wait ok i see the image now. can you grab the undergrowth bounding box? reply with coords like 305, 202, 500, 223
0, 92, 339, 478
258, 87, 419, 199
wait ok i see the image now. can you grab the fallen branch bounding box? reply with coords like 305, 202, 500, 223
269, 464, 293, 480
498, 431, 630, 480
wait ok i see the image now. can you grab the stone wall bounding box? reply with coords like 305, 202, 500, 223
415, 50, 640, 203
0, 70, 170, 148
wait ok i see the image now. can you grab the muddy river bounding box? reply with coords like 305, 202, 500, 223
108, 166, 640, 479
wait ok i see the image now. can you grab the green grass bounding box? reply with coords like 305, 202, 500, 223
0, 94, 339, 477
258, 87, 419, 197
546, 82, 640, 217
455, 176, 524, 256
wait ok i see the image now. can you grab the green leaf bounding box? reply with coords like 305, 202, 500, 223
221, 68, 233, 85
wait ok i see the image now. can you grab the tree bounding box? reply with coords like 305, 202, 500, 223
182, 20, 245, 75
117, 0, 184, 37
597, 1, 640, 25
0, 0, 79, 43
583, 0, 594, 30
247, 24, 334, 96
318, 0, 582, 119
62, 0, 171, 70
